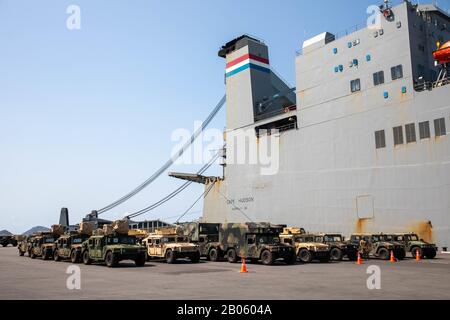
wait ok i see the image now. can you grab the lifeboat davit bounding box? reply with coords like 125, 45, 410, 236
433, 41, 450, 64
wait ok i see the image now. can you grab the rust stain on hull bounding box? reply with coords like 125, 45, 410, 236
356, 218, 371, 233
407, 220, 434, 243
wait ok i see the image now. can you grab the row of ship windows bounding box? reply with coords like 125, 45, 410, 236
351, 65, 403, 92
374, 118, 447, 149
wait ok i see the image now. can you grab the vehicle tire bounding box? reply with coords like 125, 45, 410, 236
82, 250, 92, 265
378, 248, 389, 260
347, 251, 357, 261
165, 249, 176, 264
19, 250, 24, 256
227, 249, 237, 263
396, 249, 406, 260
330, 248, 343, 261
261, 250, 275, 266
284, 252, 297, 265
190, 251, 200, 263
209, 248, 219, 262
1, 243, 7, 247
12, 241, 18, 247
53, 250, 60, 262
30, 251, 36, 259
298, 249, 313, 263
425, 250, 436, 259
105, 251, 118, 267
71, 250, 79, 263
411, 247, 422, 259
135, 254, 146, 267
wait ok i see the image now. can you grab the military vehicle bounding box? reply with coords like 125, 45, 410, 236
29, 232, 59, 260
280, 229, 330, 263
0, 235, 18, 247
53, 233, 91, 263
179, 222, 223, 261
81, 233, 146, 267
349, 234, 406, 260
219, 223, 296, 266
142, 228, 201, 263
313, 233, 358, 261
390, 233, 437, 259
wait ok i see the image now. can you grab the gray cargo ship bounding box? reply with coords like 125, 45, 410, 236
173, 1, 450, 248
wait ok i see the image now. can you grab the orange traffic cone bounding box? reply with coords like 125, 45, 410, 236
415, 250, 421, 262
240, 257, 248, 273
356, 252, 363, 265
390, 250, 396, 263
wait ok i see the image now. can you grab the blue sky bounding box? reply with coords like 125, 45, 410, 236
1, 0, 449, 233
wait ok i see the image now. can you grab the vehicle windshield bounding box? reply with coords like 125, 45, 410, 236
162, 237, 176, 243
177, 237, 187, 242
256, 235, 280, 244
44, 238, 55, 243
371, 235, 380, 242
199, 224, 219, 235
107, 236, 136, 245
409, 234, 419, 241
72, 238, 83, 244
380, 235, 394, 241
393, 235, 405, 241
314, 236, 324, 242
296, 236, 315, 243
324, 235, 342, 242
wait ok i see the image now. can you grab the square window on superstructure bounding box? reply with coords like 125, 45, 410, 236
393, 126, 404, 145
373, 71, 385, 86
405, 123, 416, 143
375, 130, 386, 149
419, 121, 430, 139
434, 118, 446, 136
391, 65, 403, 80
351, 79, 361, 93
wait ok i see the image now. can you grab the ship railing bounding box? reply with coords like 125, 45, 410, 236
256, 122, 298, 138
254, 105, 297, 122
414, 76, 450, 92
296, 20, 367, 56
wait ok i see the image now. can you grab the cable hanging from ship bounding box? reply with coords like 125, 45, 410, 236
95, 95, 226, 215
126, 150, 221, 219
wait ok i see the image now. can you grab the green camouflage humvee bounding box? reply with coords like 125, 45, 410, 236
29, 232, 59, 260
81, 233, 147, 267
53, 233, 91, 263
313, 233, 358, 261
349, 234, 406, 260
179, 222, 223, 261
0, 235, 18, 247
390, 233, 437, 259
219, 223, 296, 266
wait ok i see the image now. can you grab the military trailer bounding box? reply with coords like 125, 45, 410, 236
53, 233, 91, 263
313, 233, 358, 261
280, 229, 330, 263
29, 232, 59, 260
349, 234, 406, 260
219, 223, 296, 266
179, 222, 223, 261
0, 235, 18, 247
81, 233, 146, 267
390, 233, 437, 259
142, 228, 201, 264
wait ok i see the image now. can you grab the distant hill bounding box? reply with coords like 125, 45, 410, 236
22, 226, 50, 236
0, 230, 13, 236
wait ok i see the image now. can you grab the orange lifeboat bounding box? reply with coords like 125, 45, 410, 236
433, 41, 450, 64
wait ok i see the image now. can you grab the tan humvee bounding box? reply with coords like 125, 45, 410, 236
142, 227, 200, 264
280, 228, 330, 263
